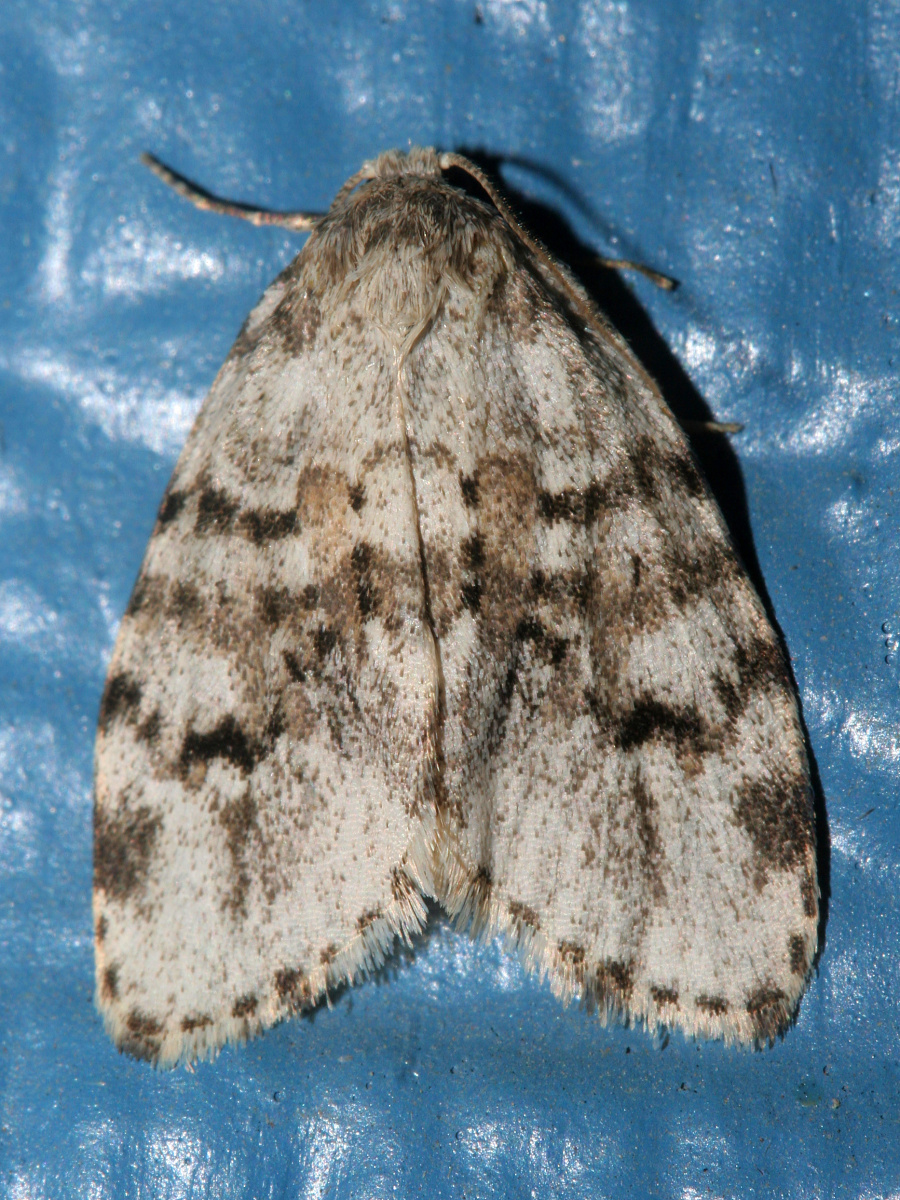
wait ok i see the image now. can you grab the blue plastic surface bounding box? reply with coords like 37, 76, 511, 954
1, 1, 898, 1196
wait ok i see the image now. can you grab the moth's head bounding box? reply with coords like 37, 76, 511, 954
360, 147, 443, 181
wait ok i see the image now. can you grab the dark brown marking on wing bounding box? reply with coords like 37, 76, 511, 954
221, 255, 306, 364
508, 900, 540, 930
356, 908, 382, 933
460, 471, 479, 508
95, 915, 108, 943
461, 579, 481, 613
319, 943, 339, 967
583, 478, 610, 523
469, 865, 493, 908
613, 698, 707, 757
713, 633, 792, 726
351, 542, 377, 616
181, 1014, 213, 1032
170, 580, 201, 624
631, 774, 666, 905
529, 568, 551, 599
538, 488, 587, 523
630, 434, 704, 504
593, 959, 635, 1006
195, 486, 239, 535
734, 770, 814, 891
461, 534, 484, 613
232, 993, 258, 1018
548, 636, 569, 666
275, 966, 301, 998
128, 1010, 162, 1036
695, 994, 729, 1016
631, 553, 642, 590
218, 790, 259, 918
650, 985, 679, 1007
390, 867, 417, 903
737, 634, 792, 694
124, 577, 147, 618
263, 704, 283, 748
314, 626, 337, 659
237, 507, 298, 544
535, 470, 643, 528
514, 616, 567, 666
484, 258, 545, 344
256, 583, 318, 630
534, 456, 707, 530
101, 964, 119, 1002
661, 540, 738, 614
257, 585, 292, 628
533, 462, 739, 643
122, 1010, 163, 1062
558, 941, 586, 986
530, 567, 591, 613
745, 985, 788, 1041
98, 672, 142, 733
270, 289, 322, 356
283, 650, 306, 683
156, 488, 186, 528
478, 613, 550, 762
788, 934, 809, 976
158, 480, 299, 546
94, 805, 161, 902
662, 449, 705, 500
224, 314, 263, 367
348, 482, 366, 512
800, 868, 817, 919
462, 534, 484, 572
125, 574, 165, 618
275, 966, 312, 1008
296, 463, 362, 531
180, 715, 258, 779
136, 709, 161, 745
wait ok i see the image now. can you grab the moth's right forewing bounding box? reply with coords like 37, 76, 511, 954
94, 252, 439, 1066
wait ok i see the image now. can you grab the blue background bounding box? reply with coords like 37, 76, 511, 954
1, 1, 898, 1196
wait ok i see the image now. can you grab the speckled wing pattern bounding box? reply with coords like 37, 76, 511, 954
94, 148, 817, 1065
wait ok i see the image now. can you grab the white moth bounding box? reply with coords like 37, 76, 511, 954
94, 148, 818, 1066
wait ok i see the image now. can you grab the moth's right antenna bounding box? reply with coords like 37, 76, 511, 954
141, 153, 323, 232
593, 255, 677, 291
438, 153, 677, 291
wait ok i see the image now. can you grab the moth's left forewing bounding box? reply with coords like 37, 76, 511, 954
408, 228, 818, 1043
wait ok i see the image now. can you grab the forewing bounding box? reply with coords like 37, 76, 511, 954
406, 254, 817, 1043
94, 258, 439, 1065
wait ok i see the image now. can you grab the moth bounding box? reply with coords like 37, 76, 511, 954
93, 147, 818, 1066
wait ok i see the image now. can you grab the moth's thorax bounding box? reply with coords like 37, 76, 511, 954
307, 161, 519, 343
